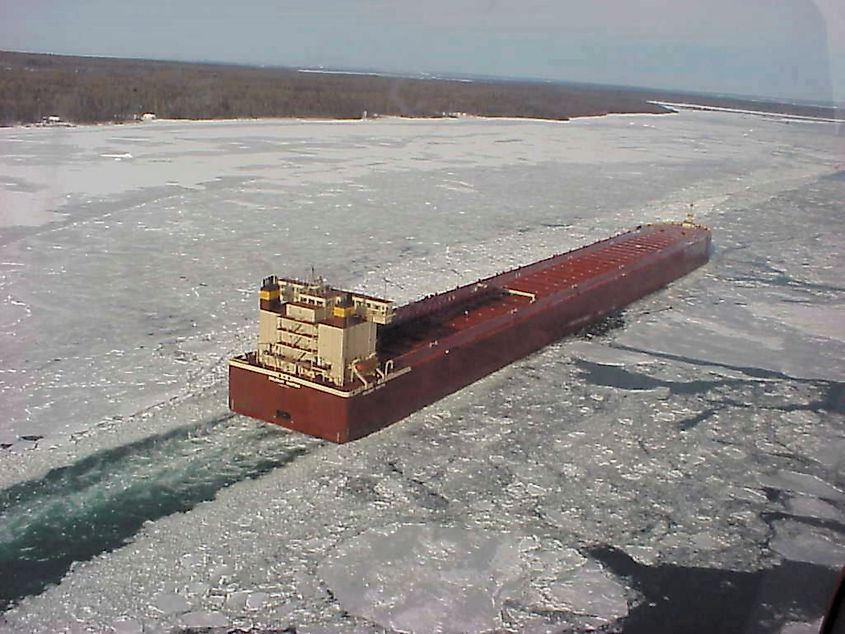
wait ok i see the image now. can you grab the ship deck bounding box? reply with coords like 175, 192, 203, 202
379, 223, 706, 361
378, 292, 529, 359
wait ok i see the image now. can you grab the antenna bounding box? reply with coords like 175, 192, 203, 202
685, 203, 695, 225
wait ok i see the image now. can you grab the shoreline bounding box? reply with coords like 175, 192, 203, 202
650, 100, 843, 123
0, 111, 629, 130
6, 104, 843, 132
3, 50, 840, 129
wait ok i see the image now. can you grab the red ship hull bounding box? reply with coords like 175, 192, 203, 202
229, 223, 711, 442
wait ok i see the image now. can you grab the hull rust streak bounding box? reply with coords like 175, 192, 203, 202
229, 221, 712, 442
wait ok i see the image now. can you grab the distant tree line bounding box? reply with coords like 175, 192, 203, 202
0, 51, 674, 126
1, 50, 838, 127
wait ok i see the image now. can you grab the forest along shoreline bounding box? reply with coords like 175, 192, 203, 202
2, 50, 841, 127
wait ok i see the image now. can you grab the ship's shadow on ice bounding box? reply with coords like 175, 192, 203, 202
0, 415, 313, 611
575, 359, 750, 396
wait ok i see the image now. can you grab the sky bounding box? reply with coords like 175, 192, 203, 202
1, 0, 843, 104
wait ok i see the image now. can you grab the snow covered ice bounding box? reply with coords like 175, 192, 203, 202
0, 111, 842, 632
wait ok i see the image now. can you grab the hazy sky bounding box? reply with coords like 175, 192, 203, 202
1, 0, 842, 103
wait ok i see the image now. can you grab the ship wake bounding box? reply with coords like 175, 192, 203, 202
0, 415, 313, 611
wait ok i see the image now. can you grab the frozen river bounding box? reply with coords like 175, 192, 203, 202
0, 111, 842, 632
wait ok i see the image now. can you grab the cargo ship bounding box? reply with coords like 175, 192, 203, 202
229, 220, 711, 442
